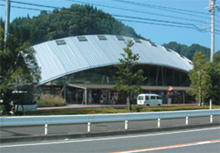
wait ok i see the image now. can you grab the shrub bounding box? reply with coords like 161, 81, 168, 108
37, 94, 65, 107
0, 105, 5, 115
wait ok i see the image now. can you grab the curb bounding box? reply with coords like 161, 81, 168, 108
1, 123, 220, 144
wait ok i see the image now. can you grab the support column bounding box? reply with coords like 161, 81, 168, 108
85, 88, 87, 105
64, 85, 67, 104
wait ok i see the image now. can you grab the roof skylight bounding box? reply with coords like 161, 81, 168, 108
116, 35, 125, 41
77, 36, 88, 41
97, 35, 107, 40
55, 40, 66, 45
133, 38, 141, 43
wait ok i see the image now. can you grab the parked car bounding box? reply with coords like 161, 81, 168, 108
137, 94, 163, 106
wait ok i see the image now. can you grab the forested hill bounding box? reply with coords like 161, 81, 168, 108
163, 42, 212, 61
8, 4, 138, 45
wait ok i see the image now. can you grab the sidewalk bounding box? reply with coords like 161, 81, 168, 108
37, 104, 127, 110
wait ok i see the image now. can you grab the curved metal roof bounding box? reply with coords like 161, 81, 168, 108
33, 35, 193, 85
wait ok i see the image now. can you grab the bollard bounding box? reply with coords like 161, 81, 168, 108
88, 122, 91, 132
210, 115, 213, 123
45, 124, 48, 135
125, 120, 128, 130
157, 118, 161, 128
186, 116, 189, 125
209, 100, 212, 110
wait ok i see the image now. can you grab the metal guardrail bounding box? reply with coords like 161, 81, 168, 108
1, 109, 220, 126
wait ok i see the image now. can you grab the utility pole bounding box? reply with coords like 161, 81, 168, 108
209, 0, 215, 62
4, 0, 10, 44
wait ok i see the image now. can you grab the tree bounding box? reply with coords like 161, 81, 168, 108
163, 41, 210, 61
188, 51, 212, 106
0, 26, 41, 114
114, 40, 146, 111
208, 54, 220, 105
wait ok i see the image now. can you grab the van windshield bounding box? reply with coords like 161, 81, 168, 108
138, 96, 144, 100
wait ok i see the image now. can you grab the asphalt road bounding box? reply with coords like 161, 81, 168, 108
1, 116, 220, 139
0, 126, 220, 153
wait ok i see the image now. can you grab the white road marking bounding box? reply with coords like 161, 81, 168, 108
112, 139, 220, 153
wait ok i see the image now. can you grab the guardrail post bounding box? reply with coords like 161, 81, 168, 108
125, 120, 128, 130
209, 100, 212, 110
157, 118, 161, 128
186, 116, 189, 125
88, 122, 91, 132
44, 124, 48, 135
210, 115, 213, 123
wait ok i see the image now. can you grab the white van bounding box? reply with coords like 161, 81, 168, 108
137, 94, 163, 106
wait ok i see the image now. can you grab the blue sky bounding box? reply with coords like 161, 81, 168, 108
1, 0, 220, 52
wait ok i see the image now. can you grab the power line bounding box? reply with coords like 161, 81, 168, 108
118, 18, 220, 35
113, 0, 220, 19
70, 0, 220, 27
0, 1, 219, 35
112, 14, 207, 32
116, 0, 210, 15
117, 18, 207, 32
2, 0, 219, 27
10, 0, 62, 10
68, 0, 211, 25
0, 3, 52, 12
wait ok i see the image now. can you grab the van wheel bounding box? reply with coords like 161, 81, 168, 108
158, 104, 161, 106
146, 104, 150, 106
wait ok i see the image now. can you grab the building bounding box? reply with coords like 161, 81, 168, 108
34, 35, 194, 105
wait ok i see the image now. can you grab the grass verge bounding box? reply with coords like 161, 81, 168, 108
25, 105, 220, 116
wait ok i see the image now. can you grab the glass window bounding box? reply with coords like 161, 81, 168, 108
138, 96, 144, 100
45, 65, 190, 87
156, 96, 162, 100
145, 96, 149, 100
151, 96, 156, 100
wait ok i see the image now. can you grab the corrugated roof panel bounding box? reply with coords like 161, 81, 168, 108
33, 35, 193, 84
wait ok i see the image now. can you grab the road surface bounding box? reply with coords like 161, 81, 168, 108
1, 126, 220, 153
1, 116, 220, 139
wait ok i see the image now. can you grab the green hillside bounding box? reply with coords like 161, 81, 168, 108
9, 4, 138, 45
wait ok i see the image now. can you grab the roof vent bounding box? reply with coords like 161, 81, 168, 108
180, 54, 185, 58
167, 48, 172, 52
148, 41, 157, 47
56, 40, 66, 45
133, 38, 141, 43
116, 35, 125, 41
163, 46, 172, 52
77, 36, 88, 42
97, 35, 107, 40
